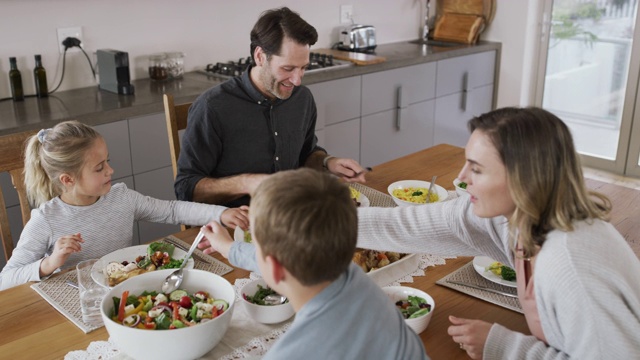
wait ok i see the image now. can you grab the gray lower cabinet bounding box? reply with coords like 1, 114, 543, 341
361, 100, 436, 167
133, 166, 179, 244
324, 118, 361, 163
434, 51, 496, 147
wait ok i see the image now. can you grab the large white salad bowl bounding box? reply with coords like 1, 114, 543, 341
101, 269, 235, 360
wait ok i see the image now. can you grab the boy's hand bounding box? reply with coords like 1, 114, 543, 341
40, 233, 84, 277
198, 221, 234, 259
220, 205, 249, 230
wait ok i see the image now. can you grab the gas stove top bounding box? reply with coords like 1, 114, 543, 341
200, 52, 352, 79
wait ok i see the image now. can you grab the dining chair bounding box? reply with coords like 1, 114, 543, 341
163, 93, 192, 231
0, 130, 36, 261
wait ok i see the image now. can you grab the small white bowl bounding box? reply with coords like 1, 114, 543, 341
382, 286, 435, 334
387, 180, 448, 206
240, 278, 294, 324
101, 269, 235, 360
453, 178, 470, 197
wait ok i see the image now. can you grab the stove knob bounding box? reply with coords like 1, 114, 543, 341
327, 55, 334, 66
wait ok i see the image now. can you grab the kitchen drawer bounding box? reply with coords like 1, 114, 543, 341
129, 112, 172, 174
324, 118, 361, 163
361, 99, 435, 167
434, 84, 493, 147
308, 76, 361, 127
436, 51, 496, 98
361, 62, 437, 117
95, 120, 132, 179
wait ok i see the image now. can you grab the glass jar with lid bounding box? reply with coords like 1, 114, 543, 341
165, 52, 185, 78
148, 53, 169, 81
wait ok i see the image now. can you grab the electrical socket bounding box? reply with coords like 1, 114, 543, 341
57, 27, 83, 54
340, 5, 353, 24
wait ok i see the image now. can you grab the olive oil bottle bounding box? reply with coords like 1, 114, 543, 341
33, 54, 48, 97
9, 57, 24, 101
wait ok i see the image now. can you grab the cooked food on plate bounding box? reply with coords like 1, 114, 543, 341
352, 249, 405, 272
392, 187, 439, 204
349, 186, 362, 207
106, 242, 185, 286
485, 261, 516, 281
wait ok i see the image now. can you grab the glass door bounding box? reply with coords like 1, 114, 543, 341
535, 0, 640, 176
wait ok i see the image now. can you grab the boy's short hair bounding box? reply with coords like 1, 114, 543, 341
250, 168, 357, 285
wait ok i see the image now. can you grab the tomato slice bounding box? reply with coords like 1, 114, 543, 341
117, 290, 129, 322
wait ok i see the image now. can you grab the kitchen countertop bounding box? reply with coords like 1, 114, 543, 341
0, 40, 500, 137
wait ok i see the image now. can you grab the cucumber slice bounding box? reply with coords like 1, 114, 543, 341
169, 289, 188, 301
211, 299, 229, 311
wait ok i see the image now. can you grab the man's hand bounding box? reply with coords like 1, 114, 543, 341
197, 221, 235, 259
220, 205, 250, 230
326, 157, 368, 183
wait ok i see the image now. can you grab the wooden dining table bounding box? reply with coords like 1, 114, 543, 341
1, 143, 638, 359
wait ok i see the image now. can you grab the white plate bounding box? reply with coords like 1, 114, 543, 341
356, 193, 370, 207
92, 244, 195, 288
234, 227, 251, 243
472, 256, 517, 288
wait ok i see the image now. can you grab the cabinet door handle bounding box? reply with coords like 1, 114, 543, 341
460, 71, 469, 112
396, 86, 408, 130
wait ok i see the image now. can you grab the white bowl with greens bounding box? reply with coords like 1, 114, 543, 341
453, 178, 470, 197
382, 286, 435, 334
241, 278, 294, 324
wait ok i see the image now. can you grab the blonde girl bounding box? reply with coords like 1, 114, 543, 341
0, 121, 248, 290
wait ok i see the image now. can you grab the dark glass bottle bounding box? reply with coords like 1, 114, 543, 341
34, 54, 48, 98
9, 57, 24, 101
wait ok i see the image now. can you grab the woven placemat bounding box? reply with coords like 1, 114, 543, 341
160, 235, 233, 275
32, 237, 233, 334
436, 261, 522, 313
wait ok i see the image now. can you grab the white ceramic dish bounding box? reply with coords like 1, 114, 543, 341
101, 269, 235, 360
472, 256, 517, 288
382, 286, 435, 334
387, 180, 449, 206
234, 227, 251, 243
354, 193, 370, 207
93, 245, 195, 288
453, 178, 470, 197
240, 278, 295, 324
365, 253, 419, 287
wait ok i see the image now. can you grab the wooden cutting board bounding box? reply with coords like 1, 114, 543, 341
437, 0, 496, 25
313, 48, 386, 66
433, 13, 485, 44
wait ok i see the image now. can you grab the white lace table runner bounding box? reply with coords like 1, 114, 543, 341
65, 185, 457, 359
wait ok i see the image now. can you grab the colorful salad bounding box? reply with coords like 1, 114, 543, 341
395, 295, 431, 319
109, 289, 228, 330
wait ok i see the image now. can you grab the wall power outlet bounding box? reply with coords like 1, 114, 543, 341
57, 27, 83, 54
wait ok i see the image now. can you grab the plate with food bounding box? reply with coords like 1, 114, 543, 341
352, 249, 419, 286
234, 227, 252, 243
349, 186, 369, 207
472, 256, 517, 288
93, 242, 195, 288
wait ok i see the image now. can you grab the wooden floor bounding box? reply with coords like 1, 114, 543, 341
583, 167, 640, 190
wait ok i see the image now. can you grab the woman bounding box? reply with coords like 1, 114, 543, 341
357, 107, 640, 358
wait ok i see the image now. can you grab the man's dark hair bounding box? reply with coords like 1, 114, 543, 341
250, 7, 318, 63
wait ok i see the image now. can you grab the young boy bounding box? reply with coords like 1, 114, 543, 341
199, 168, 429, 359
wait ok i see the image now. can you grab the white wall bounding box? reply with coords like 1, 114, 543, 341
0, 0, 423, 98
0, 0, 536, 109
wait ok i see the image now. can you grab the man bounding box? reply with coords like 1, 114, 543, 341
175, 7, 366, 207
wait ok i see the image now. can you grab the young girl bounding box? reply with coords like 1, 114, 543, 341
0, 120, 248, 290
357, 107, 640, 358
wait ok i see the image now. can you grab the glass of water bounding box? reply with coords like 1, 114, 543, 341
76, 259, 108, 326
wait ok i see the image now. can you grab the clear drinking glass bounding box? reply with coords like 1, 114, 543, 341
76, 259, 108, 326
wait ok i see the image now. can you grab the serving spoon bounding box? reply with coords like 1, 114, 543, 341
425, 175, 437, 203
263, 293, 288, 305
161, 230, 205, 294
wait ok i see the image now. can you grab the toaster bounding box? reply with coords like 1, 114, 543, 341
338, 24, 377, 52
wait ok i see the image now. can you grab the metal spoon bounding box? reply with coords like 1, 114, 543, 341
425, 175, 437, 203
161, 231, 205, 294
263, 293, 288, 305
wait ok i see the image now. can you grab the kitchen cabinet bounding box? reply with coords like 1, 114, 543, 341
360, 62, 437, 166
308, 76, 361, 160
133, 166, 178, 244
433, 51, 496, 147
